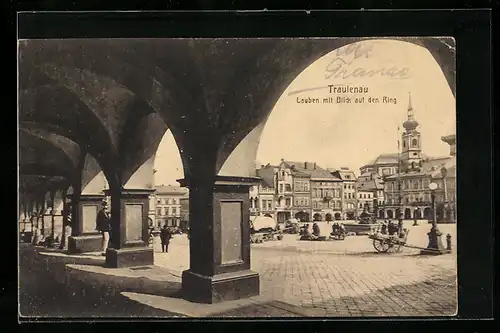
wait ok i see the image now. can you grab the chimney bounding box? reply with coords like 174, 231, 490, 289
304, 162, 308, 169
261, 165, 265, 168
313, 162, 316, 169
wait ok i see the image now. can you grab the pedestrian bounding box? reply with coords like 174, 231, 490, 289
160, 224, 172, 253
96, 201, 111, 256
61, 208, 72, 250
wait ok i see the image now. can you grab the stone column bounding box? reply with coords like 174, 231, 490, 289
179, 176, 260, 304
68, 194, 105, 253
41, 194, 48, 236
52, 189, 65, 243
104, 188, 155, 268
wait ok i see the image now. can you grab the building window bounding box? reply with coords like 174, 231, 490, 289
157, 208, 161, 215
285, 184, 292, 192
268, 201, 272, 210
285, 198, 291, 206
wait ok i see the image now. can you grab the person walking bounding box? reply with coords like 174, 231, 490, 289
160, 225, 172, 253
96, 201, 111, 256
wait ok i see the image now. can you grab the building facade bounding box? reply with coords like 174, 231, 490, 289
382, 94, 456, 222
153, 185, 189, 228
331, 168, 358, 220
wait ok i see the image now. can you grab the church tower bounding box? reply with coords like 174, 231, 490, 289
401, 93, 422, 172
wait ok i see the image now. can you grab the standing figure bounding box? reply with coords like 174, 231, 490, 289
61, 208, 72, 250
96, 201, 111, 256
160, 225, 172, 253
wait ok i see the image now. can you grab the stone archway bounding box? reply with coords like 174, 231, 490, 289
334, 212, 341, 220
313, 213, 322, 221
295, 211, 310, 222
414, 208, 422, 219
378, 209, 385, 219
387, 210, 394, 219
404, 208, 412, 220
424, 207, 432, 219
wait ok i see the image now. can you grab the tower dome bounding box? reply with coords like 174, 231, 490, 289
403, 92, 419, 130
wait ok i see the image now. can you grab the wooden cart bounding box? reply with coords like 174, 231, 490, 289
368, 229, 410, 253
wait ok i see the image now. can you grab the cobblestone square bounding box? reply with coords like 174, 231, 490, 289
153, 222, 457, 317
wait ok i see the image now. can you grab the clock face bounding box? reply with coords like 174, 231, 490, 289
429, 183, 438, 190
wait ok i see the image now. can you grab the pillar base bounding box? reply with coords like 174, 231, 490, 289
181, 269, 260, 304
420, 227, 450, 255
105, 247, 153, 268
68, 234, 102, 253
420, 248, 451, 255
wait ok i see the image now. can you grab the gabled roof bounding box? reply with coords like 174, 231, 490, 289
363, 152, 430, 168
283, 161, 340, 180
385, 156, 453, 180
366, 153, 399, 166
331, 168, 357, 181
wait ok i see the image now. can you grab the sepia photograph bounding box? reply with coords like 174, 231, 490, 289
18, 36, 458, 318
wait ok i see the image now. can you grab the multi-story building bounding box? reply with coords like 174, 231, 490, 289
274, 161, 295, 222
359, 154, 399, 178
179, 197, 189, 230
356, 173, 385, 218
383, 94, 456, 222
331, 168, 358, 220
281, 161, 342, 222
153, 185, 189, 227
250, 167, 276, 220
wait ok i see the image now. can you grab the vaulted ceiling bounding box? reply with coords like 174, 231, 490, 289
18, 37, 456, 195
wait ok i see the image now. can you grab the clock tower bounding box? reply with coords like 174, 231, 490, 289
401, 93, 422, 172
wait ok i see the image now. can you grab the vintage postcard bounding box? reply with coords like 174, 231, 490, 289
18, 37, 457, 318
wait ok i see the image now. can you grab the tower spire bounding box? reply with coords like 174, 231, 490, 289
407, 92, 414, 119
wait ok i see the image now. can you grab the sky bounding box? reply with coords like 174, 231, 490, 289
154, 38, 456, 185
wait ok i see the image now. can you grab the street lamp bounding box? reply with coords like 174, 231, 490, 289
420, 181, 448, 254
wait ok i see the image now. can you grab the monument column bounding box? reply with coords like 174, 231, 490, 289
104, 188, 155, 268
178, 175, 260, 304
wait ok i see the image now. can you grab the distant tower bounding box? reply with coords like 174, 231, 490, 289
401, 93, 422, 172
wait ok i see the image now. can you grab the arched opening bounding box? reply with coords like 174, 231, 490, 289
346, 212, 355, 220
412, 138, 418, 147
334, 213, 342, 220
404, 208, 412, 220
395, 208, 402, 220
423, 207, 432, 219
414, 208, 422, 219
378, 210, 385, 219
325, 213, 333, 222
387, 210, 394, 219
152, 128, 186, 246
277, 212, 291, 223
313, 213, 323, 221
295, 211, 310, 222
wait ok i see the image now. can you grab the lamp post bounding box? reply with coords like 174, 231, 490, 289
441, 167, 448, 222
420, 182, 448, 254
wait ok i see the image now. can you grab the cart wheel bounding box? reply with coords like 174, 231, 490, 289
340, 234, 345, 240
373, 239, 390, 252
387, 243, 400, 253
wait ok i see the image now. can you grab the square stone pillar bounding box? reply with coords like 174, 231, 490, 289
68, 194, 105, 253
178, 176, 260, 304
104, 188, 155, 268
